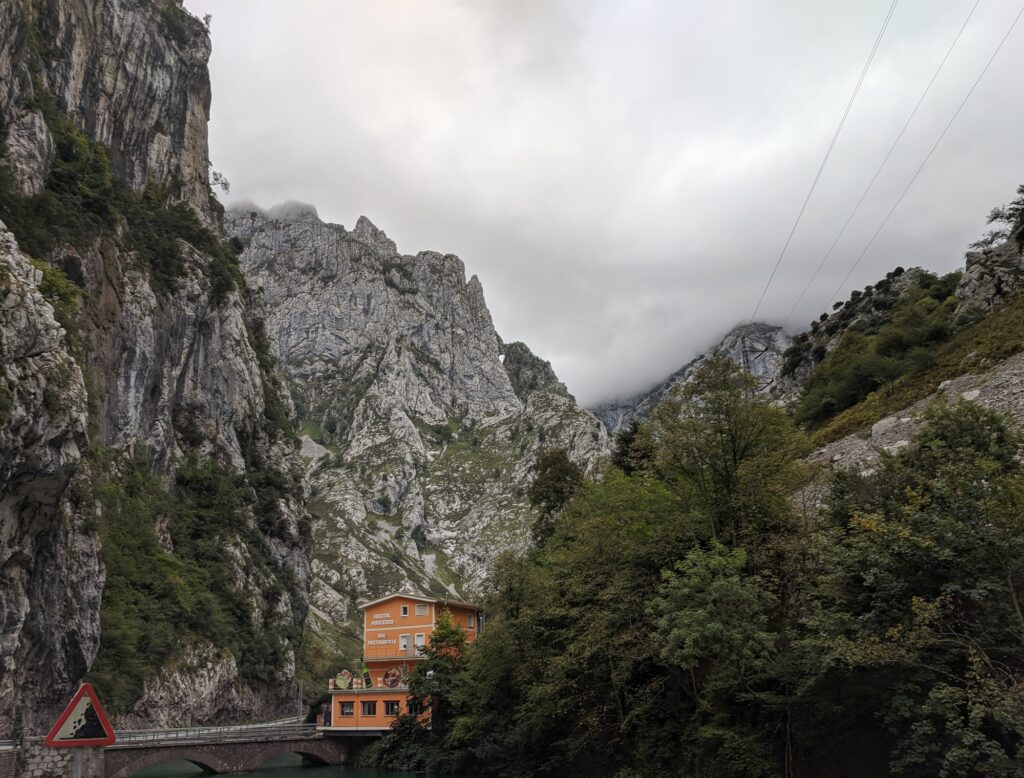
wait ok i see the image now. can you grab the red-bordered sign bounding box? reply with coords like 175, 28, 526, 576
44, 683, 116, 747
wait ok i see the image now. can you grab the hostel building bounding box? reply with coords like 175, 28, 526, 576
318, 592, 481, 733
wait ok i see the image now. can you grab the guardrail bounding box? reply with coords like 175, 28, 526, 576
114, 721, 316, 747
0, 740, 17, 751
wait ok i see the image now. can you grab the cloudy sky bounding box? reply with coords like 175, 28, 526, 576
183, 0, 1024, 407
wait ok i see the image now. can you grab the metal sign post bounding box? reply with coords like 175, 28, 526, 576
72, 749, 82, 778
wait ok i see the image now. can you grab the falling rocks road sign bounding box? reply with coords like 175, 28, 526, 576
43, 683, 116, 747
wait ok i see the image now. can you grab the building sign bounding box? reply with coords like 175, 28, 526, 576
371, 611, 395, 626
367, 639, 397, 646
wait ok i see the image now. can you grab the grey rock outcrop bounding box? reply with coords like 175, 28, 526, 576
1, 0, 214, 217
0, 221, 96, 737
227, 207, 608, 632
805, 350, 1024, 506
592, 322, 793, 434
956, 234, 1024, 322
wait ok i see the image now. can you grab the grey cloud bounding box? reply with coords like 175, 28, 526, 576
185, 0, 1024, 406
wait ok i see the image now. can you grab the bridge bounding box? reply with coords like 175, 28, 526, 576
11, 720, 364, 778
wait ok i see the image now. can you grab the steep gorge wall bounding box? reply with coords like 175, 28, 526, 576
227, 208, 609, 640
0, 0, 309, 734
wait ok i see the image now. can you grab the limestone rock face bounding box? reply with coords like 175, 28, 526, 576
0, 0, 214, 217
0, 0, 310, 734
118, 642, 299, 729
592, 322, 793, 434
0, 222, 95, 737
803, 350, 1024, 511
228, 208, 609, 628
956, 235, 1024, 321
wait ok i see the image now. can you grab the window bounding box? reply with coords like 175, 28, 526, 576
408, 700, 425, 715
415, 603, 428, 616
361, 701, 377, 716
467, 613, 475, 628
385, 700, 401, 716
400, 605, 408, 617
400, 634, 410, 654
415, 633, 426, 653
340, 702, 354, 717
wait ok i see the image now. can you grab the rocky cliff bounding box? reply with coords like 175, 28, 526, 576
0, 0, 309, 734
226, 206, 609, 641
0, 222, 94, 739
592, 322, 794, 434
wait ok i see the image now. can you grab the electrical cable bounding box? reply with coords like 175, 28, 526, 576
783, 0, 981, 327
826, 2, 1024, 305
748, 0, 900, 324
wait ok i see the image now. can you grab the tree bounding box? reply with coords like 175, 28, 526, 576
812, 401, 1024, 775
651, 543, 780, 776
527, 448, 583, 545
611, 419, 654, 475
369, 608, 469, 773
970, 183, 1024, 250
649, 355, 808, 545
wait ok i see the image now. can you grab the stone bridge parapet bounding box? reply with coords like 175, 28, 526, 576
102, 736, 349, 778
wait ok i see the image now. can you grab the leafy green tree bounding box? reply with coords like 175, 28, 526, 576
611, 419, 654, 475
650, 543, 779, 775
527, 448, 584, 545
971, 183, 1024, 250
370, 609, 469, 772
648, 355, 808, 546
812, 401, 1024, 776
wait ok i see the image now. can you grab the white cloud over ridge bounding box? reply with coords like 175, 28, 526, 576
186, 0, 1024, 406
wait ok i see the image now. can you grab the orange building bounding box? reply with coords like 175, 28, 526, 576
318, 592, 481, 734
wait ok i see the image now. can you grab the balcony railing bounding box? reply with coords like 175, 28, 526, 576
327, 683, 411, 693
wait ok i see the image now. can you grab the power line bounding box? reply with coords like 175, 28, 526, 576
826, 2, 1024, 305
748, 0, 900, 324
783, 0, 981, 327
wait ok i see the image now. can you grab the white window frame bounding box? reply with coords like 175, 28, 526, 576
415, 633, 426, 652
400, 605, 409, 617
415, 603, 428, 616
467, 613, 475, 628
340, 702, 354, 717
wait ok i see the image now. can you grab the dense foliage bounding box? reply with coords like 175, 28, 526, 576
527, 448, 584, 545
791, 269, 961, 429
82, 450, 301, 713
368, 357, 1024, 777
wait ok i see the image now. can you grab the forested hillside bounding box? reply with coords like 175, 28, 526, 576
363, 188, 1024, 777
367, 359, 1024, 777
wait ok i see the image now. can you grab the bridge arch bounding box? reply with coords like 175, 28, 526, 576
244, 744, 332, 770
106, 748, 231, 778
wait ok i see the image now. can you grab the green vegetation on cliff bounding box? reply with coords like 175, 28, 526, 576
785, 185, 1024, 442
0, 79, 243, 302
83, 449, 301, 713
788, 269, 961, 429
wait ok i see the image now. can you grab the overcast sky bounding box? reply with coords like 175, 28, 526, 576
183, 0, 1024, 407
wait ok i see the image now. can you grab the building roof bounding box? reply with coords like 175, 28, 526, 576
357, 590, 479, 611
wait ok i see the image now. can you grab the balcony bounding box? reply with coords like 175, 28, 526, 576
327, 684, 411, 694
362, 646, 426, 661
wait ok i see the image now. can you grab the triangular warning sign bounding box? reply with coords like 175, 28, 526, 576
44, 683, 116, 747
